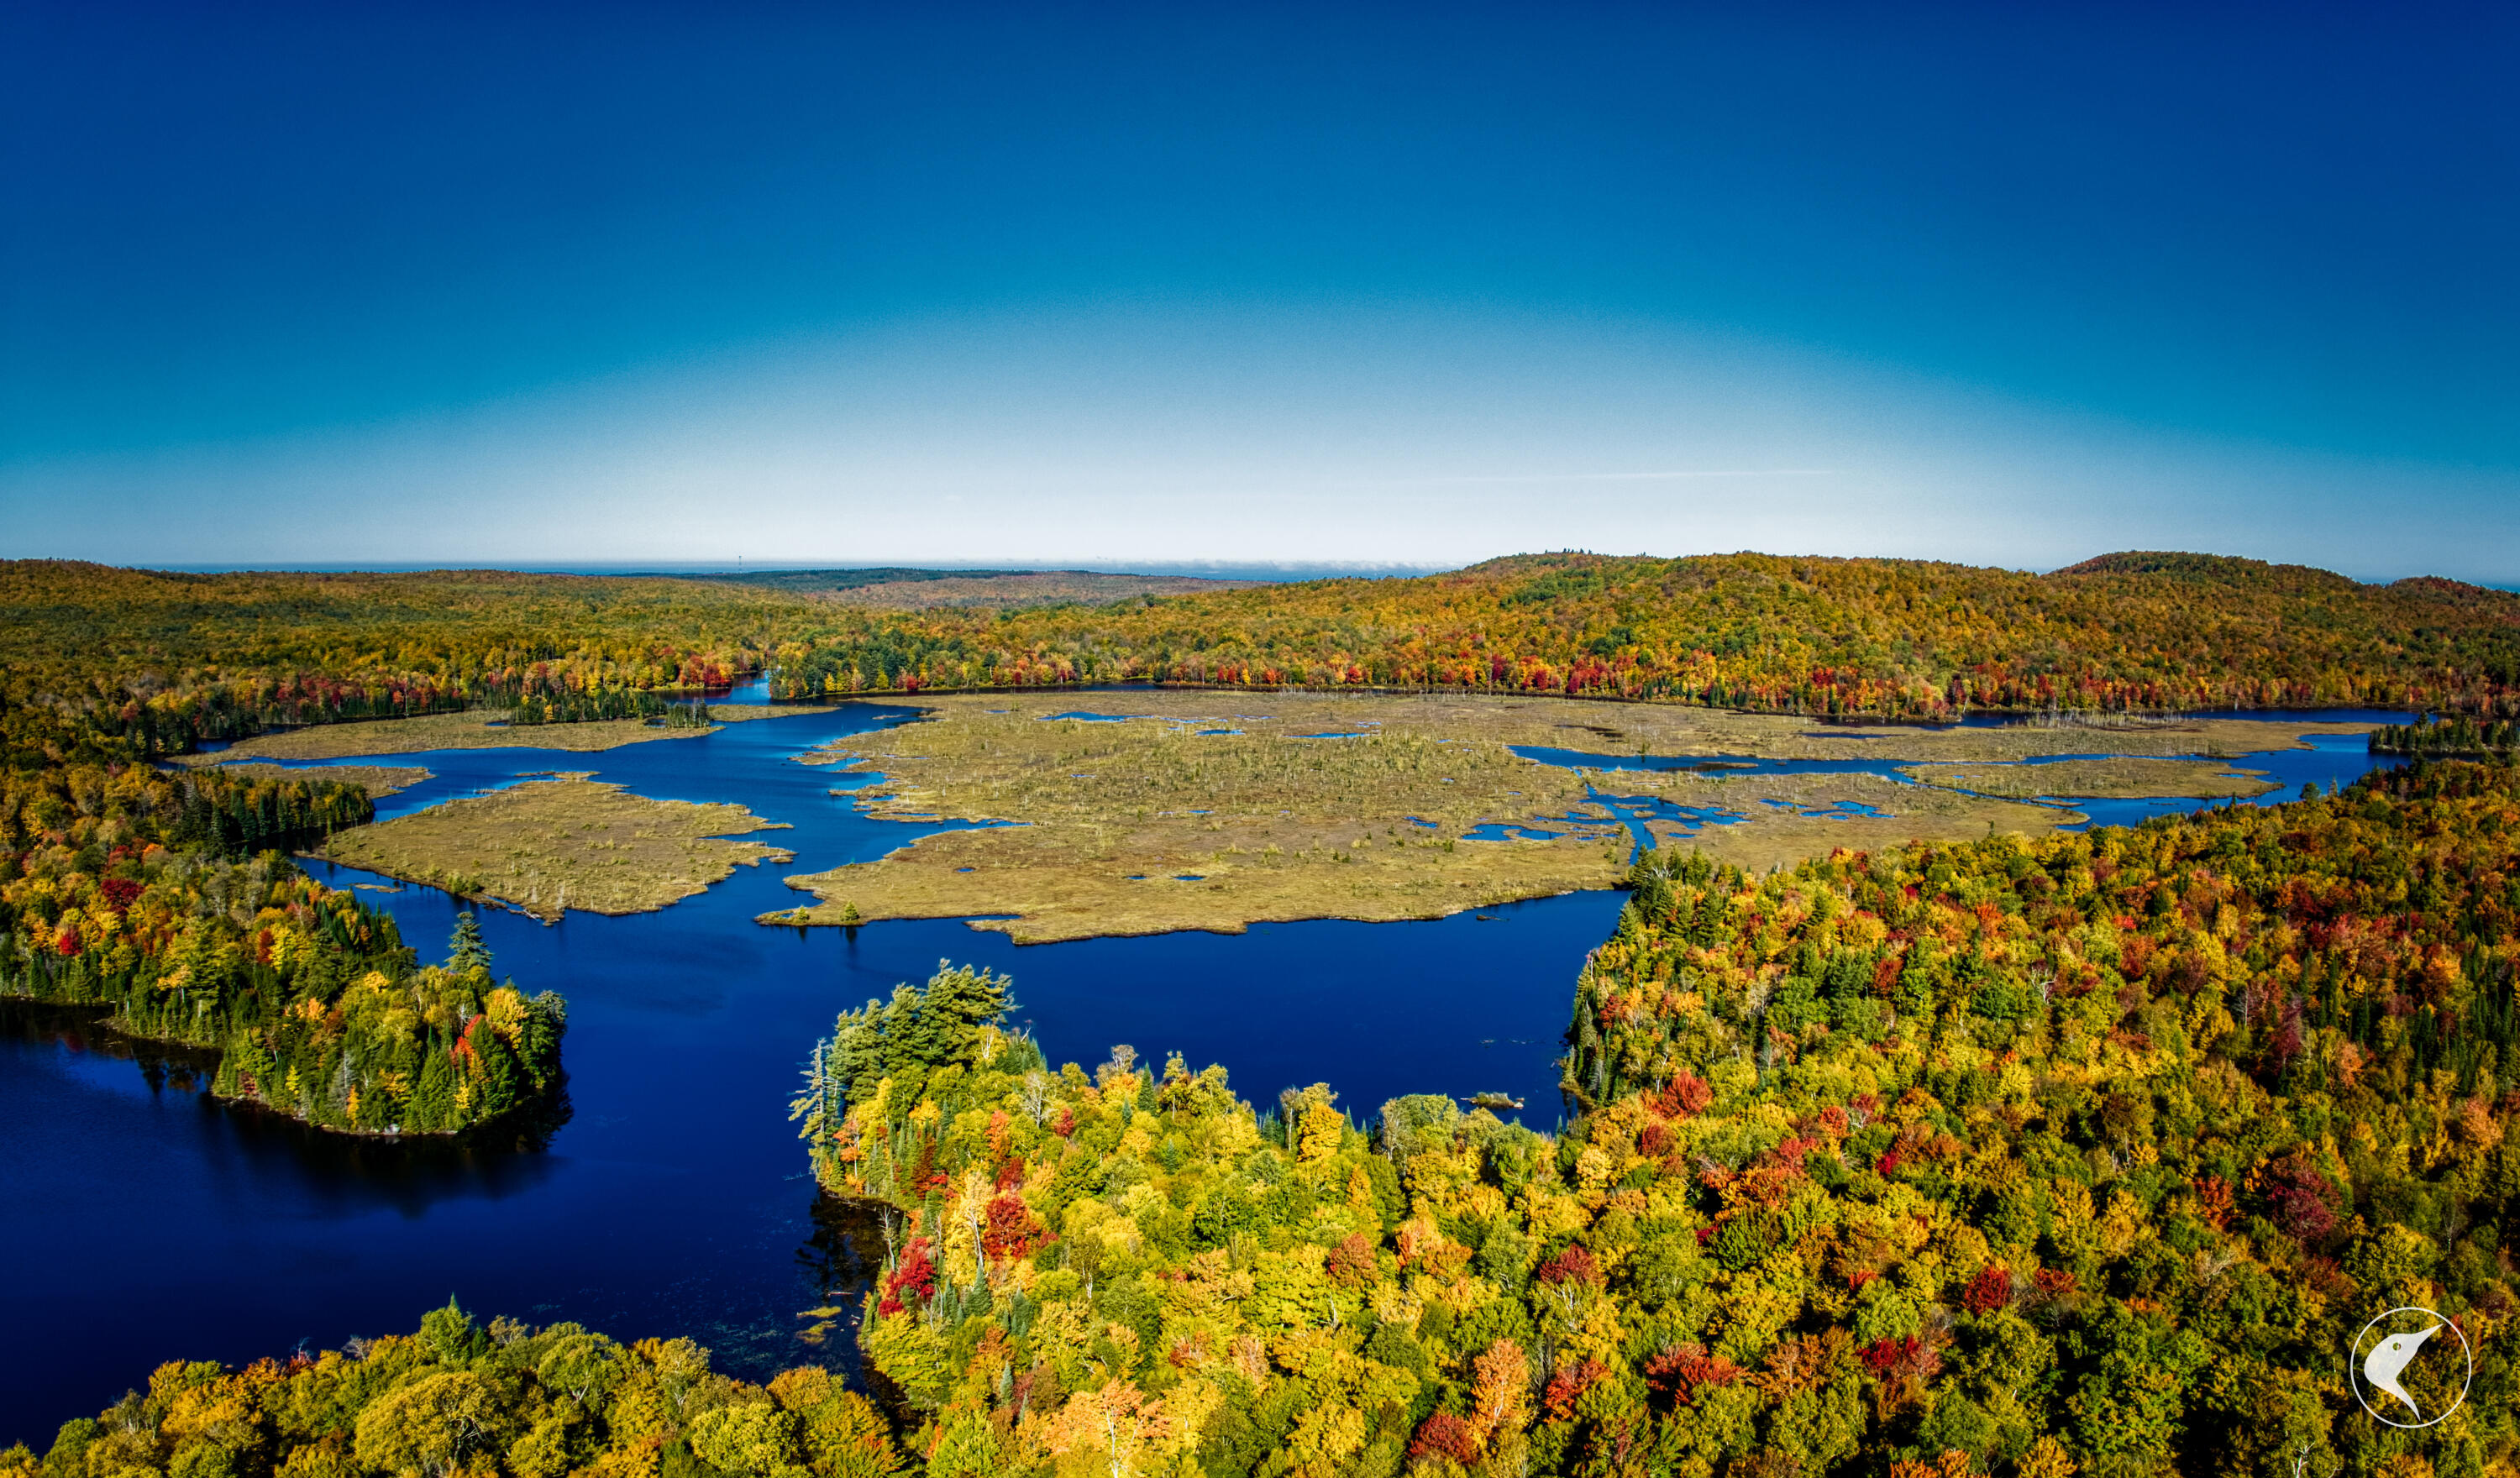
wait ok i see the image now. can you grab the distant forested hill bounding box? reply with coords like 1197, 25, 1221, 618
0, 562, 802, 740
699, 565, 1032, 592
765, 551, 2520, 718
701, 567, 1267, 608
4, 552, 2515, 747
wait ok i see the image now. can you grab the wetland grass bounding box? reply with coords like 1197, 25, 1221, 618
323, 775, 793, 918
196, 701, 832, 762
771, 694, 2124, 942
1897, 755, 2279, 799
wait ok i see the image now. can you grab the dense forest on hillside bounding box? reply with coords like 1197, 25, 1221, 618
796, 765, 2520, 1478
5, 556, 2517, 759
764, 552, 2520, 719
0, 1302, 911, 1478
0, 563, 786, 745
711, 569, 1268, 610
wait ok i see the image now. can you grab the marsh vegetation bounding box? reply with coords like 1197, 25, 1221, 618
769, 694, 2164, 942
777, 696, 1633, 941
1895, 756, 2277, 799
324, 775, 795, 919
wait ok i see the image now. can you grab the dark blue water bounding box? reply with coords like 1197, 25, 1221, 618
1515, 721, 2412, 836
0, 703, 2416, 1444
2047, 728, 2400, 831
0, 703, 1620, 1444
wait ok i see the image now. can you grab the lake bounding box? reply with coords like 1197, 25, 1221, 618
0, 700, 2411, 1444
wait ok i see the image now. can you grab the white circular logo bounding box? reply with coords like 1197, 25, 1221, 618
2348, 1306, 2473, 1429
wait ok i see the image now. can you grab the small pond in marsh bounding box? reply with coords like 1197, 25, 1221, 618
0, 697, 2412, 1443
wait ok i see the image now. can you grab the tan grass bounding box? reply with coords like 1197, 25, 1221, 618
191, 702, 831, 761
1898, 757, 2278, 799
1582, 771, 2076, 875
770, 694, 2090, 943
323, 774, 792, 918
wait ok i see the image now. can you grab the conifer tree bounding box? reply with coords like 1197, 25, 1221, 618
831, 1005, 890, 1106
412, 1047, 455, 1130
912, 961, 1014, 1065
449, 911, 492, 975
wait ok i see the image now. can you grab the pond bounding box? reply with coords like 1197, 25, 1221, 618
0, 700, 2412, 1444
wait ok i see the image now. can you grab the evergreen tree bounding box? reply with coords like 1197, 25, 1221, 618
476, 1029, 526, 1119
412, 1046, 455, 1130
877, 983, 926, 1081
417, 1297, 488, 1365
449, 912, 492, 976
832, 1004, 890, 1106
517, 993, 565, 1087
916, 961, 1015, 1064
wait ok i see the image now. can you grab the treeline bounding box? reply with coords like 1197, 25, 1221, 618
0, 1300, 910, 1478
11, 555, 2520, 763
1, 618, 570, 1135
763, 551, 2520, 719
511, 688, 713, 727
2371, 714, 2517, 759
800, 768, 2520, 1477
0, 562, 785, 754
2, 747, 372, 858
2, 821, 564, 1134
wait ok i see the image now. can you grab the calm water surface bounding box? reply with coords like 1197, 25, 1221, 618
1, 702, 1618, 1443
0, 700, 2412, 1443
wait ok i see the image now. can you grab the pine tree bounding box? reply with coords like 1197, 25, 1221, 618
449, 912, 492, 975
412, 1046, 454, 1130
476, 1028, 526, 1119
832, 1003, 890, 1105
917, 961, 1014, 1065
517, 993, 565, 1087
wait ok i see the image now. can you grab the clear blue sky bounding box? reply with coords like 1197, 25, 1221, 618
5, 2, 2514, 578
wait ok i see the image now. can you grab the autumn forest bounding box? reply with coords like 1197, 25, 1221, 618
3, 554, 2517, 1478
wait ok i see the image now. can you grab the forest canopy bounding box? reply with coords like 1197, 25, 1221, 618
0, 1301, 911, 1478
6, 554, 2517, 760
797, 763, 2520, 1478
752, 550, 2520, 717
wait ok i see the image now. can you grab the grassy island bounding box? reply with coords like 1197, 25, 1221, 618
775, 695, 1635, 942
324, 776, 795, 920
194, 704, 827, 763
1898, 756, 2278, 800
770, 694, 2133, 943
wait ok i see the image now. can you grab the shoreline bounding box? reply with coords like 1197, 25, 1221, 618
0, 996, 536, 1141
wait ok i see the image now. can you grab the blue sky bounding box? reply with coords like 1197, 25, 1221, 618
4, 2, 2514, 578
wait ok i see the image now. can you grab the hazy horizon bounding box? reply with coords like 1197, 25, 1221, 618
46, 549, 2520, 592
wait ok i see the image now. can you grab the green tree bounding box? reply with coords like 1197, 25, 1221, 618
448, 913, 491, 976
418, 1297, 488, 1365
